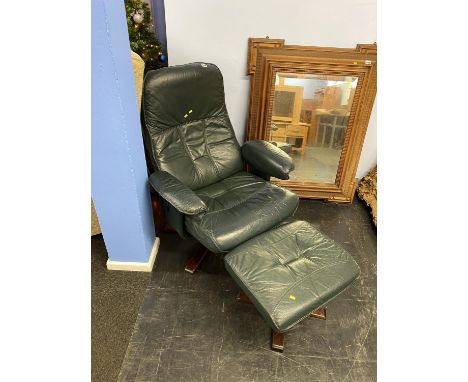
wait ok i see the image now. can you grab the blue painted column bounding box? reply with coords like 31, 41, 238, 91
92, 0, 156, 263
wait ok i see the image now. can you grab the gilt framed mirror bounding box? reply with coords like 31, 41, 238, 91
246, 39, 377, 202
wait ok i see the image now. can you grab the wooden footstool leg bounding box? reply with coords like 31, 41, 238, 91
271, 330, 285, 352
236, 290, 252, 304
310, 307, 327, 320
184, 248, 209, 274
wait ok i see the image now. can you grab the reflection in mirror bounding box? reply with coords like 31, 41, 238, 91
269, 73, 358, 184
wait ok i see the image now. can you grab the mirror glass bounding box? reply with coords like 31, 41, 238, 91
269, 72, 359, 184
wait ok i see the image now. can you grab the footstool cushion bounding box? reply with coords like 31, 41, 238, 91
224, 220, 360, 332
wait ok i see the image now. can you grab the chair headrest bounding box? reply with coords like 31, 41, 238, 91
142, 62, 226, 132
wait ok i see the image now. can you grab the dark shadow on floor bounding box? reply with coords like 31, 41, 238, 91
118, 198, 376, 382
92, 235, 152, 382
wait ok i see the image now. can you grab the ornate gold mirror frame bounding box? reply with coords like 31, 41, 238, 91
246, 38, 377, 202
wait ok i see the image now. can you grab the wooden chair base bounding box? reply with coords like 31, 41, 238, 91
310, 307, 327, 320
184, 249, 209, 274
237, 290, 252, 304
163, 223, 176, 233
149, 189, 165, 236
271, 330, 284, 352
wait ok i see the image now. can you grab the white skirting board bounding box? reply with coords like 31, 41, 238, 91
106, 237, 160, 272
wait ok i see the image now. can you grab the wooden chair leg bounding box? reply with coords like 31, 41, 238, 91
310, 306, 327, 320
184, 248, 209, 274
271, 330, 285, 352
150, 189, 165, 236
163, 223, 176, 233
149, 188, 178, 235
236, 290, 252, 304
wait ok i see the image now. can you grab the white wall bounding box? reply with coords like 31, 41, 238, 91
165, 0, 376, 178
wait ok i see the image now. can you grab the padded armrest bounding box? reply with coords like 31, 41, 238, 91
241, 140, 295, 180
149, 171, 207, 215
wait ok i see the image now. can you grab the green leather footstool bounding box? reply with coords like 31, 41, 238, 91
224, 220, 361, 352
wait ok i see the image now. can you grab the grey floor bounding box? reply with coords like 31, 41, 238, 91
92, 235, 152, 382
117, 198, 376, 382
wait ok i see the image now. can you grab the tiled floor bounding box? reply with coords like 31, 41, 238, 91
118, 198, 376, 381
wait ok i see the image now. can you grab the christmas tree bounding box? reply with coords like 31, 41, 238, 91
124, 0, 166, 70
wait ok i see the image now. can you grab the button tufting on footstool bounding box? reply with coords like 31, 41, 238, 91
224, 220, 361, 333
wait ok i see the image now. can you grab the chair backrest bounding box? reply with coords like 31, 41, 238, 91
141, 62, 243, 190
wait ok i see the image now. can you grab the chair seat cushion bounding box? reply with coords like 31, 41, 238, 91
224, 220, 360, 332
185, 172, 299, 253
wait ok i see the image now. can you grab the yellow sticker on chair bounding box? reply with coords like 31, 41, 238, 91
289, 295, 296, 301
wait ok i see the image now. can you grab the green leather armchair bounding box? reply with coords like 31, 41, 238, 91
140, 64, 362, 353
141, 63, 299, 269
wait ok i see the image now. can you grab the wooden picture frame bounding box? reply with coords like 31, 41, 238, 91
246, 38, 377, 202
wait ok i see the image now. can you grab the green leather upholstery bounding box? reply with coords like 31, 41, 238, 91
149, 171, 207, 215
224, 220, 361, 333
185, 171, 299, 253
143, 63, 243, 190
241, 140, 295, 180
142, 63, 299, 251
